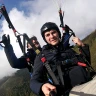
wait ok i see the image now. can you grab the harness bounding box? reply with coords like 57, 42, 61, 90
40, 46, 96, 96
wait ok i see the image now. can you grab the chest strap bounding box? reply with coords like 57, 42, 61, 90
41, 54, 60, 85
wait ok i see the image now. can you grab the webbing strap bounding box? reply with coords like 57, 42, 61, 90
59, 8, 64, 29
0, 5, 17, 36
23, 33, 40, 55
45, 61, 59, 85
16, 35, 23, 53
41, 56, 59, 85
57, 64, 64, 85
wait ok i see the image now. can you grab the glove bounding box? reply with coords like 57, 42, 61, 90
2, 34, 10, 46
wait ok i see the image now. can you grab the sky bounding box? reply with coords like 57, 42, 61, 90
0, 0, 96, 79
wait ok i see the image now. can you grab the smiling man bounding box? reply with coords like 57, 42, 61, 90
44, 29, 60, 45
30, 22, 91, 96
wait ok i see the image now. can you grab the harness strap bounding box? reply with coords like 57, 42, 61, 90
23, 33, 40, 55
16, 35, 23, 53
41, 55, 59, 85
57, 64, 64, 85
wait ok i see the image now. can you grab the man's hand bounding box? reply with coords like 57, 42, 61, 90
2, 34, 10, 46
42, 83, 56, 96
72, 37, 84, 47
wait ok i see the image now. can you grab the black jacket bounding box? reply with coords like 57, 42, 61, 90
4, 44, 36, 70
30, 43, 91, 95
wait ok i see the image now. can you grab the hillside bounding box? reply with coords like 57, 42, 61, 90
0, 30, 96, 96
82, 30, 96, 70
0, 69, 36, 96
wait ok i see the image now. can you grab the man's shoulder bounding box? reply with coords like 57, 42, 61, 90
36, 45, 51, 58
42, 45, 49, 50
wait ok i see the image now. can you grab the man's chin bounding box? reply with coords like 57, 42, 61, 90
51, 42, 58, 46
35, 45, 40, 48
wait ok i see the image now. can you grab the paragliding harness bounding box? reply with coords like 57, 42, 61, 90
0, 4, 40, 75
40, 42, 94, 96
40, 43, 96, 96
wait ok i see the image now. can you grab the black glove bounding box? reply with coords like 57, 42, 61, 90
2, 34, 10, 46
49, 91, 57, 96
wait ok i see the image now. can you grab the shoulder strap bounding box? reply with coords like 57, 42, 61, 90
40, 53, 60, 85
57, 64, 64, 85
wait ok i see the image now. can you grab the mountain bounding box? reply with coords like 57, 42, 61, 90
0, 69, 36, 96
82, 30, 96, 70
0, 30, 96, 96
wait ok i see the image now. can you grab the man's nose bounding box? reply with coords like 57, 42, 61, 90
50, 34, 54, 38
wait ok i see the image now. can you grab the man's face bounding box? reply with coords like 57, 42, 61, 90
27, 43, 32, 49
44, 29, 60, 46
32, 39, 40, 48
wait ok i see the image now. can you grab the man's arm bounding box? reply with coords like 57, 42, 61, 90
72, 37, 91, 64
79, 44, 91, 64
4, 44, 28, 69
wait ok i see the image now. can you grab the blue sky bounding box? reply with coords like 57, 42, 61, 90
3, 0, 20, 10
0, 0, 29, 19
1, 0, 24, 11
0, 0, 96, 79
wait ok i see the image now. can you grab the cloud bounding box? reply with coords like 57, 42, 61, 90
0, 49, 17, 79
0, 0, 96, 79
63, 0, 96, 38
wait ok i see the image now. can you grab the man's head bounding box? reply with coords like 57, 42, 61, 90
27, 36, 40, 49
41, 22, 61, 45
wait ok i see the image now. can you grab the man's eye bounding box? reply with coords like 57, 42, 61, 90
46, 34, 50, 37
52, 31, 56, 34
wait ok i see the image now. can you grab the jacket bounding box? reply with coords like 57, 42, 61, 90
4, 44, 36, 70
30, 43, 91, 95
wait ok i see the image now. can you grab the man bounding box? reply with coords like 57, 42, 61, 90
27, 36, 41, 49
2, 34, 41, 74
30, 22, 91, 96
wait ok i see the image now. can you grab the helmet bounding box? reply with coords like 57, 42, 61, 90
27, 36, 37, 48
40, 22, 61, 42
30, 36, 37, 41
